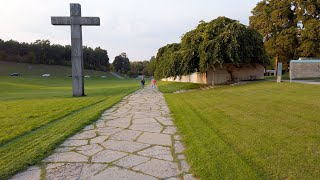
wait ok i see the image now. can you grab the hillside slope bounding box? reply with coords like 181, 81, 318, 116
0, 61, 112, 77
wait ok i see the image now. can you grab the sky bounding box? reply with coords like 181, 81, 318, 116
0, 0, 260, 62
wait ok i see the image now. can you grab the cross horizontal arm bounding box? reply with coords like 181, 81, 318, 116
80, 17, 100, 25
51, 17, 71, 25
51, 17, 100, 26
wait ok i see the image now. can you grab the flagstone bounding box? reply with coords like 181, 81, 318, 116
130, 123, 163, 133
91, 166, 156, 180
137, 132, 171, 146
180, 160, 190, 172
114, 154, 150, 168
46, 163, 106, 180
174, 141, 185, 154
91, 150, 127, 163
90, 136, 109, 144
110, 130, 142, 141
69, 130, 97, 140
44, 152, 88, 162
61, 139, 88, 147
76, 144, 104, 156
9, 166, 41, 180
133, 159, 180, 179
137, 146, 173, 161
101, 140, 150, 153
163, 126, 177, 134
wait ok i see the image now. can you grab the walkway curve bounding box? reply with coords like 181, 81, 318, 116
11, 86, 196, 180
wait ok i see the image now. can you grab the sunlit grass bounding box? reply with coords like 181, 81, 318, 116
160, 82, 320, 179
0, 76, 139, 179
157, 81, 207, 93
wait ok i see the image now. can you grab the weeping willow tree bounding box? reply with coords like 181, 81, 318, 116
154, 16, 268, 79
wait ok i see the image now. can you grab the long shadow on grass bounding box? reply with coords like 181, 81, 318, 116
184, 100, 271, 178
0, 99, 105, 147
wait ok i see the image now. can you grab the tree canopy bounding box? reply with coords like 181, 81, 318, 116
112, 52, 131, 74
154, 16, 268, 79
0, 39, 110, 71
250, 0, 320, 68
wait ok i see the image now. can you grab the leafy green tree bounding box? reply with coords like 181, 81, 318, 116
147, 56, 156, 76
113, 52, 130, 74
250, 0, 320, 68
0, 51, 7, 61
154, 17, 267, 79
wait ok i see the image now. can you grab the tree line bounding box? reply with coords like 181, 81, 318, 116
250, 0, 320, 69
111, 52, 155, 78
0, 39, 110, 71
154, 16, 268, 79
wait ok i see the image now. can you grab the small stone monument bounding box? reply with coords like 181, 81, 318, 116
51, 3, 100, 96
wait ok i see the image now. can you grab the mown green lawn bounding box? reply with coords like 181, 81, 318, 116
157, 81, 207, 93
160, 81, 320, 179
0, 76, 139, 179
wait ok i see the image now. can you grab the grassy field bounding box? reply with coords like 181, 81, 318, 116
157, 81, 208, 93
0, 76, 139, 179
159, 81, 320, 179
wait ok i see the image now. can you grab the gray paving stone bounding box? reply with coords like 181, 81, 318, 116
46, 163, 106, 180
137, 146, 173, 161
174, 141, 185, 154
133, 159, 180, 178
91, 150, 127, 163
174, 135, 182, 141
180, 160, 190, 172
110, 130, 142, 141
44, 152, 88, 162
83, 125, 95, 131
137, 132, 172, 146
91, 166, 156, 180
95, 121, 106, 128
97, 127, 123, 136
130, 123, 163, 133
61, 139, 88, 147
69, 130, 97, 140
106, 120, 130, 128
163, 126, 177, 134
54, 147, 75, 153
76, 144, 104, 156
9, 166, 41, 180
114, 154, 150, 168
90, 136, 109, 144
132, 118, 158, 124
166, 177, 180, 180
178, 154, 185, 160
184, 174, 197, 180
155, 117, 174, 126
101, 140, 150, 153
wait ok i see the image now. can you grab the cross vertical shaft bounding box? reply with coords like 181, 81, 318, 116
70, 4, 84, 96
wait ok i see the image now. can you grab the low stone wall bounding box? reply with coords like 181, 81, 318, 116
162, 63, 264, 85
290, 60, 320, 79
162, 72, 207, 84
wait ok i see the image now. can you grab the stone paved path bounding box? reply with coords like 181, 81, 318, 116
11, 86, 196, 180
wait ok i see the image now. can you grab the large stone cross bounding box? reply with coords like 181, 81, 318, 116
51, 3, 100, 97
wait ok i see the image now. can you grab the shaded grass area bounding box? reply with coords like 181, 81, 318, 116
161, 82, 320, 179
158, 81, 207, 93
0, 77, 139, 179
